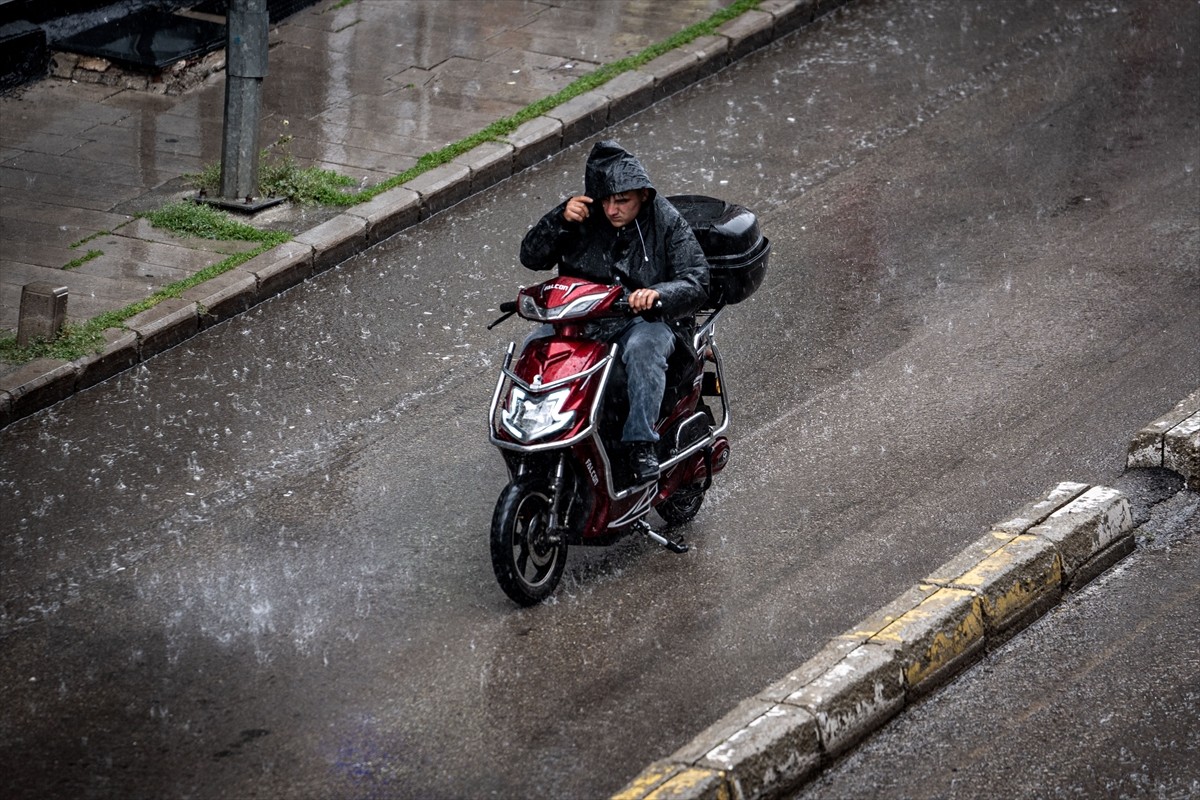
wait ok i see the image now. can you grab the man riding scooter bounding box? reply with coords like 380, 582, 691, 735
519, 140, 710, 484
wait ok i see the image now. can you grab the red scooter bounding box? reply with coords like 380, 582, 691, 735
487, 196, 769, 605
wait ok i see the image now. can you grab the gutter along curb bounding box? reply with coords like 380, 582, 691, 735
0, 0, 843, 429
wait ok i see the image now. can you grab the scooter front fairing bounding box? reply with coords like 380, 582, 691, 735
490, 337, 614, 452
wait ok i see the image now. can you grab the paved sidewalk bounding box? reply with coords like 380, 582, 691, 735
0, 0, 827, 428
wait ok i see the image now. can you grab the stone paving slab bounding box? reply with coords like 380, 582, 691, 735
0, 216, 87, 249
69, 136, 208, 177
81, 231, 258, 270
69, 254, 198, 286
0, 197, 130, 234
0, 166, 147, 211
12, 149, 179, 189
1, 239, 78, 269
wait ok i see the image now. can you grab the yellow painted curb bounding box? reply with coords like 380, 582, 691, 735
872, 587, 986, 691
951, 534, 1063, 633
612, 762, 686, 800
647, 767, 730, 800
612, 763, 729, 800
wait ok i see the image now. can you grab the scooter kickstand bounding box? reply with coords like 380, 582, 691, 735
635, 520, 689, 554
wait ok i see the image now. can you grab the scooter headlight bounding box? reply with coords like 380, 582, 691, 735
500, 386, 575, 442
519, 292, 609, 322
518, 293, 545, 320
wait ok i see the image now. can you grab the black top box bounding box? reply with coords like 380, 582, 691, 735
667, 195, 770, 307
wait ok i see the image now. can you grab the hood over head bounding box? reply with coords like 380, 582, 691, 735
583, 140, 657, 202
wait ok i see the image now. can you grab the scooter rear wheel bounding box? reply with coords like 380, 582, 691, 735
657, 484, 706, 527
490, 479, 568, 606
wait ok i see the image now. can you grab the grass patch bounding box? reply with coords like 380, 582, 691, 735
258, 145, 358, 205
143, 200, 286, 241
0, 203, 289, 364
63, 249, 102, 270
186, 133, 357, 206
0, 322, 111, 364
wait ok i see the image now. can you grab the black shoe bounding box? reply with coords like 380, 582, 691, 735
629, 442, 659, 484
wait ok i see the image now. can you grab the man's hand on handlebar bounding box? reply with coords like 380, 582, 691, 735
628, 288, 661, 313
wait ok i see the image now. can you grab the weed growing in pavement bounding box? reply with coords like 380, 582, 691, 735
62, 249, 102, 270
68, 230, 108, 248
257, 139, 358, 205
186, 126, 357, 206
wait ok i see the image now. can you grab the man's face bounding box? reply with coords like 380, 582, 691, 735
601, 190, 645, 228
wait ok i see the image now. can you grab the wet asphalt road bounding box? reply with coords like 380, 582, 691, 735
2, 1, 1198, 798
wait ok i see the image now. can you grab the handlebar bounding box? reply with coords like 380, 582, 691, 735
487, 289, 661, 331
488, 301, 519, 330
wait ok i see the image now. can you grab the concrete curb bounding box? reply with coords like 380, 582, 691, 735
613, 480, 1136, 800
0, 0, 844, 429
1126, 388, 1200, 491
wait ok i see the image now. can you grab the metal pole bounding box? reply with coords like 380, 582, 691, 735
219, 0, 270, 202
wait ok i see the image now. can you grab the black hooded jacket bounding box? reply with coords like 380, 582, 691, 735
519, 141, 709, 320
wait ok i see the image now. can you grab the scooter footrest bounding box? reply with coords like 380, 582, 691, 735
637, 522, 689, 554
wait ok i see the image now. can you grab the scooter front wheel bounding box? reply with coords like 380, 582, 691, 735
490, 479, 568, 606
